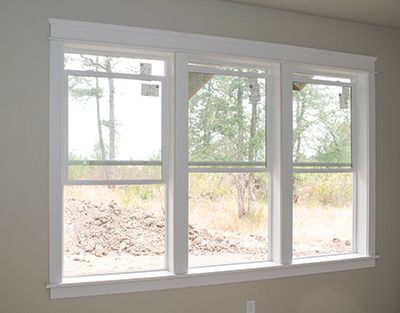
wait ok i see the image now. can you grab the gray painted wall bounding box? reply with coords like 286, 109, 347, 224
0, 0, 399, 312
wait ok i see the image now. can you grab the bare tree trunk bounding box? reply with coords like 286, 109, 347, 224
95, 76, 109, 180
237, 173, 246, 219
293, 98, 306, 203
294, 100, 306, 163
79, 55, 116, 181
95, 77, 106, 161
235, 85, 246, 219
81, 55, 107, 162
246, 78, 259, 216
106, 61, 116, 160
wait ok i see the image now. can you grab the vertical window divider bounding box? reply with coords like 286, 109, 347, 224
280, 63, 294, 265
270, 63, 293, 265
162, 54, 172, 270
268, 63, 280, 264
351, 79, 358, 254
266, 68, 274, 262
167, 52, 189, 274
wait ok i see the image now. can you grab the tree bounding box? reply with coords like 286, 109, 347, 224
189, 73, 265, 218
292, 83, 351, 163
68, 55, 120, 179
79, 55, 117, 161
292, 83, 351, 203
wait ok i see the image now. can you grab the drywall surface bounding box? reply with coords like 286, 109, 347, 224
0, 0, 399, 312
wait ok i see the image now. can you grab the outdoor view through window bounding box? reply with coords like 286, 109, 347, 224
64, 52, 166, 276
62, 52, 354, 277
188, 65, 269, 267
292, 79, 353, 257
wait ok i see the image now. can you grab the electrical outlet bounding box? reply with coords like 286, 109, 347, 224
246, 300, 255, 313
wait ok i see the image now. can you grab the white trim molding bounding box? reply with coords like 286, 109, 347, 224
48, 18, 377, 299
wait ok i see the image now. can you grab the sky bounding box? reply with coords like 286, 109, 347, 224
66, 54, 164, 161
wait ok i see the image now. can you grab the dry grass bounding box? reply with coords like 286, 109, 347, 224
64, 185, 164, 215
190, 198, 268, 235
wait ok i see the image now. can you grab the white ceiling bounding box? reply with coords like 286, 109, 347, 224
223, 0, 400, 30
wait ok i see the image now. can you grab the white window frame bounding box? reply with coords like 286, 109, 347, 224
48, 18, 377, 299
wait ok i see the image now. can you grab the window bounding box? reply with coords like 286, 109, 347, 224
187, 63, 269, 267
291, 74, 353, 257
62, 51, 168, 277
48, 19, 376, 299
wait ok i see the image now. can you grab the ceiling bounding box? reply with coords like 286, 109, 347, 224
222, 0, 400, 30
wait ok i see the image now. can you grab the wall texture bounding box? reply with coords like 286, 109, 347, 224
0, 0, 399, 312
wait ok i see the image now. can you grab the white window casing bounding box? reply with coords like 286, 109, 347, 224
48, 18, 377, 299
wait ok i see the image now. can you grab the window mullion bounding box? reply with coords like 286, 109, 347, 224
167, 52, 189, 274
271, 63, 293, 265
281, 64, 294, 264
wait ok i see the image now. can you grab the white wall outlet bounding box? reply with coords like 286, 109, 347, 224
246, 300, 255, 313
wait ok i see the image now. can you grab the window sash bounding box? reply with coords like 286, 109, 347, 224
292, 79, 353, 168
64, 68, 168, 183
188, 63, 269, 169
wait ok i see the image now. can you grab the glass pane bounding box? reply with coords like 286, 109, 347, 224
293, 173, 353, 258
189, 172, 269, 267
64, 185, 165, 276
189, 72, 266, 165
293, 83, 351, 165
68, 76, 162, 180
65, 53, 165, 76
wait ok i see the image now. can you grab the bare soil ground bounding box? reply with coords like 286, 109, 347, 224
64, 198, 351, 276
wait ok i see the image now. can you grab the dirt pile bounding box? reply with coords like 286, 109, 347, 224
64, 198, 267, 258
